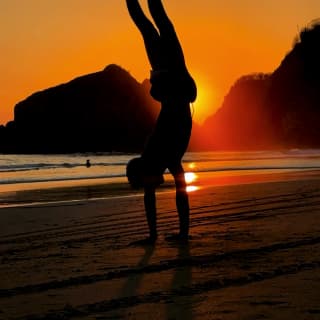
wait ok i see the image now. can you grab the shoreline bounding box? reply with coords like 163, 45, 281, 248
1, 168, 320, 208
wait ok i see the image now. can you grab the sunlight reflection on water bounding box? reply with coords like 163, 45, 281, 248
185, 169, 200, 193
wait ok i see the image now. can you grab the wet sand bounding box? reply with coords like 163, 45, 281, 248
1, 171, 320, 319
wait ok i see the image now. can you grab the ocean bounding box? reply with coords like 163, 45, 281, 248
1, 150, 320, 207
1, 149, 320, 185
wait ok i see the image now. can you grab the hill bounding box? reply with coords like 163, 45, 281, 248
0, 65, 160, 153
199, 20, 320, 150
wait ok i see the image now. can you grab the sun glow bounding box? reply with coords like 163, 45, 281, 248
184, 171, 199, 193
185, 172, 197, 184
192, 74, 215, 124
186, 185, 199, 193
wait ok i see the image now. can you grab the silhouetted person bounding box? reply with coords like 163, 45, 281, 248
86, 159, 91, 168
126, 0, 197, 244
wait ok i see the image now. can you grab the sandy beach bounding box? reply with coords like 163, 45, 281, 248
1, 171, 320, 319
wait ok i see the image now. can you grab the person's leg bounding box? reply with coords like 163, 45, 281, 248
147, 0, 197, 103
147, 0, 186, 70
126, 0, 163, 69
170, 163, 189, 238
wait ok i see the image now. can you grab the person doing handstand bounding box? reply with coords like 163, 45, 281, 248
126, 0, 197, 243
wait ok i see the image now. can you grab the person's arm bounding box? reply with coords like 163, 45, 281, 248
147, 0, 186, 70
172, 165, 189, 239
144, 186, 158, 240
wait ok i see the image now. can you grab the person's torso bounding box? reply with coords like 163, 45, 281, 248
142, 101, 192, 162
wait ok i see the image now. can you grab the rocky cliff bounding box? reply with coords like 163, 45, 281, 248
200, 20, 320, 150
1, 64, 160, 153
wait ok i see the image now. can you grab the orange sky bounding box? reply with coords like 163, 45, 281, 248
0, 0, 319, 125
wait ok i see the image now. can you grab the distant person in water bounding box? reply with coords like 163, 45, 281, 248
126, 0, 197, 243
86, 159, 91, 168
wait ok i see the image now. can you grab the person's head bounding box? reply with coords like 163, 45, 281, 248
126, 157, 144, 189
126, 157, 164, 189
